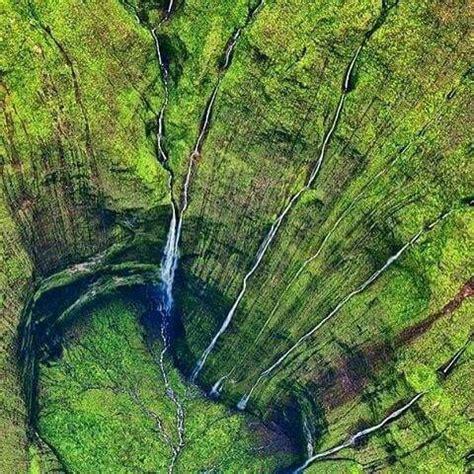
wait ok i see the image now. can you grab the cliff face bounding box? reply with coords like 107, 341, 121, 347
1, 0, 169, 470
171, 0, 473, 470
1, 0, 472, 472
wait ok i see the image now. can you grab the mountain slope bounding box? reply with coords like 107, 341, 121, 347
0, 0, 472, 472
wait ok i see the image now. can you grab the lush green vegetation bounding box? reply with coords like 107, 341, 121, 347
36, 297, 294, 472
170, 0, 473, 471
0, 0, 472, 471
1, 0, 169, 468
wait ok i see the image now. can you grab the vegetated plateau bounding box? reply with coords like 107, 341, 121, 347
0, 0, 472, 472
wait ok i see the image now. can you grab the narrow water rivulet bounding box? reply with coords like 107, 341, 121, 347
237, 211, 451, 410
191, 40, 365, 382
293, 392, 425, 472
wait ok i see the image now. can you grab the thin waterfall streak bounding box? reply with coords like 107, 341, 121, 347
352, 392, 425, 441
151, 28, 167, 79
151, 27, 172, 167
343, 44, 363, 91
161, 203, 178, 307
157, 97, 169, 163
221, 0, 265, 70
442, 342, 469, 375
308, 95, 346, 185
172, 156, 194, 266
180, 155, 194, 216
194, 83, 220, 155
238, 225, 432, 410
250, 0, 265, 16
151, 15, 186, 470
295, 442, 352, 471
192, 44, 365, 380
294, 392, 425, 472
223, 29, 242, 70
210, 374, 228, 396
173, 82, 220, 251
308, 42, 365, 187
157, 203, 185, 473
302, 413, 314, 457
224, 152, 406, 389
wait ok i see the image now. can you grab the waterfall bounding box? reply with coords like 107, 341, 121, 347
191, 43, 364, 382
149, 11, 186, 471
160, 202, 179, 310
293, 392, 425, 472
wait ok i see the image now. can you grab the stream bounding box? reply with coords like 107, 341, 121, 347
191, 42, 365, 382
237, 211, 451, 410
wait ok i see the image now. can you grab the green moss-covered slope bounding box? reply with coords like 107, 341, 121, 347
36, 296, 294, 472
1, 0, 170, 469
169, 0, 473, 471
0, 0, 472, 472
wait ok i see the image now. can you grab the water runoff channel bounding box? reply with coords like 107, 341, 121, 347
143, 1, 267, 470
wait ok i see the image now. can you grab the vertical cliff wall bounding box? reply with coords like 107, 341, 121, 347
0, 0, 472, 472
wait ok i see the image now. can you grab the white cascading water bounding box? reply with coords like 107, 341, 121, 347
165, 0, 174, 18
293, 392, 425, 472
221, 0, 265, 71
237, 211, 450, 410
150, 12, 187, 471
148, 5, 271, 458
151, 24, 221, 470
191, 43, 365, 382
222, 29, 241, 70
210, 147, 413, 393
155, 200, 185, 473
302, 413, 314, 458
441, 340, 469, 376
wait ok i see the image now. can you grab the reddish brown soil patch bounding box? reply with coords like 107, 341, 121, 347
398, 277, 473, 345
316, 277, 473, 410
249, 420, 299, 455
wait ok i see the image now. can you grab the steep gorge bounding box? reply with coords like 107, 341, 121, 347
0, 0, 472, 472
